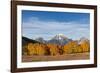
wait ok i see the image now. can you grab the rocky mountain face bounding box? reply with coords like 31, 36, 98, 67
22, 35, 89, 46
48, 34, 72, 45
35, 37, 46, 43
35, 34, 72, 45
78, 37, 89, 44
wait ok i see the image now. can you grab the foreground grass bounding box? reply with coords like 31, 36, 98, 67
22, 52, 90, 62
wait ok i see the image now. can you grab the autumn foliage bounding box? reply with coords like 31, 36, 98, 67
80, 40, 90, 52
22, 40, 90, 56
63, 41, 83, 54
47, 43, 62, 55
27, 43, 49, 55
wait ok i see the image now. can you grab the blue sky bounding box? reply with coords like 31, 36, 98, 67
22, 10, 90, 40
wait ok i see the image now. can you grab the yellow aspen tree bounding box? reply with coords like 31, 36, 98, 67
47, 43, 60, 56
27, 43, 37, 55
80, 41, 90, 52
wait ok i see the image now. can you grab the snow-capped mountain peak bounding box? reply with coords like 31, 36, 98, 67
52, 34, 67, 40
34, 34, 72, 45
48, 34, 71, 45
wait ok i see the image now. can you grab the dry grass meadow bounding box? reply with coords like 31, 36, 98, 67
22, 52, 89, 62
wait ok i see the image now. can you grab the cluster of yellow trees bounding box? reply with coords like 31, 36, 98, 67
63, 41, 89, 54
22, 41, 90, 56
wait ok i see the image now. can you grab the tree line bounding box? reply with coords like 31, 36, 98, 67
22, 41, 90, 56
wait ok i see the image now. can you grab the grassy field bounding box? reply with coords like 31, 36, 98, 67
22, 52, 90, 62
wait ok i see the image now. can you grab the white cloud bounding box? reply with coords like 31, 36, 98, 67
22, 17, 90, 40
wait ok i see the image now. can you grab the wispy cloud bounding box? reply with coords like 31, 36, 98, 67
22, 17, 90, 40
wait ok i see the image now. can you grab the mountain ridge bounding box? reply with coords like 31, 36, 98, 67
22, 34, 89, 46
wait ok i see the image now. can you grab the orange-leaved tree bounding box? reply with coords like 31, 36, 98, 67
47, 43, 61, 56
63, 41, 83, 54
